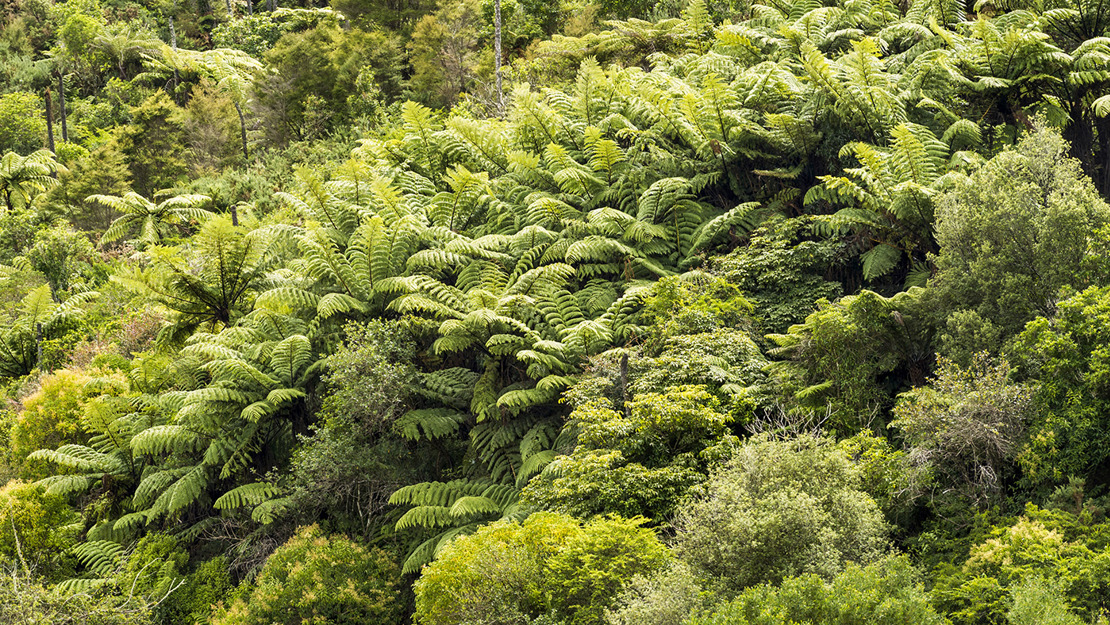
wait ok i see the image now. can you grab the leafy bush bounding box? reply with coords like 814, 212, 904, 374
211, 524, 402, 625
606, 561, 713, 625
691, 557, 944, 625
931, 124, 1110, 346
673, 434, 889, 593
415, 512, 670, 625
0, 567, 152, 625
10, 369, 91, 475
0, 480, 79, 576
1008, 285, 1110, 488
930, 505, 1110, 625
522, 386, 732, 520
891, 353, 1034, 505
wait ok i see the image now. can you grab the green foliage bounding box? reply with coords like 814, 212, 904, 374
931, 505, 1110, 625
414, 511, 669, 625
0, 150, 59, 212
522, 386, 732, 520
256, 24, 403, 143
1007, 577, 1085, 625
607, 561, 713, 625
0, 480, 79, 575
1009, 286, 1110, 487
931, 124, 1110, 346
211, 524, 402, 625
112, 217, 270, 341
0, 92, 45, 155
284, 320, 425, 537
891, 353, 1035, 505
692, 556, 944, 625
25, 224, 97, 298
715, 216, 843, 339
113, 93, 188, 197
90, 191, 212, 248
768, 288, 932, 432
0, 568, 153, 625
673, 434, 890, 594
547, 515, 671, 625
10, 369, 91, 473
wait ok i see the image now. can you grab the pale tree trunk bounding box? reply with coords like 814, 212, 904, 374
168, 2, 180, 97
494, 0, 504, 114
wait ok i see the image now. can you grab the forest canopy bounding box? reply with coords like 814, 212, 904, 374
3, 0, 1110, 623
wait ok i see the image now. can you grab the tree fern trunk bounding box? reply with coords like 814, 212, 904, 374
235, 102, 249, 161
57, 73, 68, 143
45, 87, 55, 154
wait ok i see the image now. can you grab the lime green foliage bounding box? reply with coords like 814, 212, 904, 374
932, 124, 1110, 348
931, 505, 1110, 625
0, 568, 152, 625
212, 524, 401, 625
692, 557, 944, 625
0, 92, 45, 155
522, 386, 732, 519
607, 561, 713, 625
414, 512, 580, 625
891, 354, 1034, 505
10, 369, 91, 473
0, 480, 79, 575
547, 516, 671, 625
1007, 577, 1085, 625
414, 512, 669, 625
674, 435, 889, 593
768, 288, 931, 432
1009, 286, 1110, 487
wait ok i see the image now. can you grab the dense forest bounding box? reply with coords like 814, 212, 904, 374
3, 0, 1110, 622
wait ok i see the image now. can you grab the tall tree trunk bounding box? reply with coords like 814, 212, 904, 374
58, 73, 68, 143
168, 5, 180, 98
234, 102, 249, 161
225, 0, 232, 17
494, 0, 504, 114
45, 87, 55, 154
247, 0, 252, 16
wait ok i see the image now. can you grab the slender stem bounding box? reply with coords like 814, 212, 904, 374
494, 0, 503, 114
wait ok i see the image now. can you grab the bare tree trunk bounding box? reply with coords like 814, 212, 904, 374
247, 0, 252, 15
58, 73, 68, 143
494, 0, 504, 114
168, 5, 180, 98
225, 0, 233, 17
234, 102, 249, 161
45, 87, 55, 154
